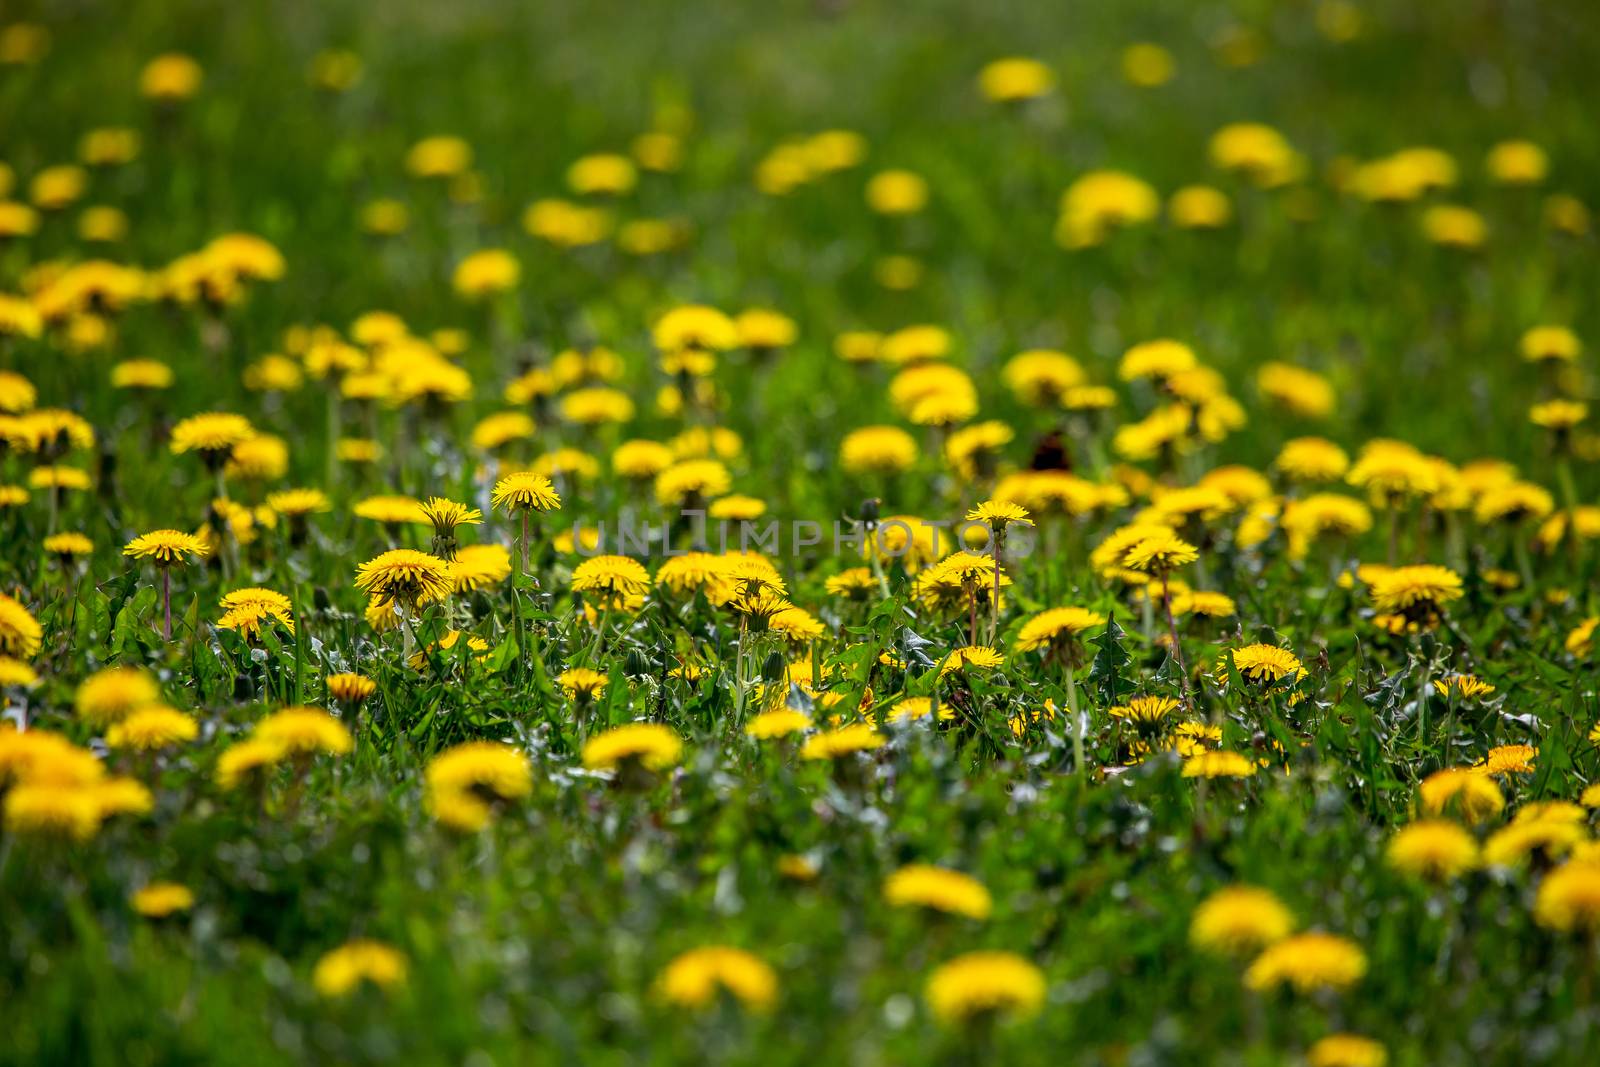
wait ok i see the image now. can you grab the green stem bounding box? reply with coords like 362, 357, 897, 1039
1065, 664, 1085, 775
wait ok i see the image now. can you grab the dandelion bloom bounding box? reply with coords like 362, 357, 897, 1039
977, 57, 1054, 102
312, 939, 408, 997
111, 359, 174, 390
1244, 932, 1367, 994
0, 657, 40, 688
1220, 644, 1303, 687
925, 951, 1046, 1024
967, 499, 1031, 532
215, 738, 287, 790
735, 308, 797, 349
217, 601, 295, 642
1190, 886, 1294, 956
1482, 820, 1584, 868
452, 248, 520, 298
425, 740, 532, 831
557, 667, 608, 700
655, 458, 731, 505
1386, 820, 1479, 881
1417, 768, 1504, 825
354, 495, 427, 527
0, 593, 43, 659
1367, 564, 1462, 624
1534, 863, 1600, 933
75, 666, 161, 727
745, 709, 811, 740
571, 555, 651, 600
325, 673, 377, 705
105, 706, 198, 751
254, 706, 353, 757
1168, 184, 1232, 228
653, 304, 738, 353
800, 723, 885, 760
354, 549, 454, 607
1520, 325, 1580, 363
132, 882, 195, 918
1120, 338, 1197, 382
140, 52, 202, 100
491, 471, 561, 513
1122, 531, 1199, 573
123, 529, 209, 565
1172, 590, 1237, 618
1486, 140, 1547, 185
884, 864, 992, 920
840, 425, 918, 475
865, 169, 928, 214
417, 497, 482, 536
1565, 617, 1598, 658
1529, 399, 1588, 432
1015, 607, 1106, 653
406, 135, 472, 178
581, 723, 682, 772
1478, 743, 1536, 777
4, 785, 103, 840
169, 412, 254, 460
657, 947, 778, 1012
1308, 1034, 1388, 1067
1001, 349, 1083, 405
451, 544, 511, 593
43, 531, 94, 559
940, 645, 1005, 676
1126, 41, 1177, 86
1182, 751, 1257, 779
1108, 694, 1181, 729
1257, 362, 1335, 418
265, 487, 332, 519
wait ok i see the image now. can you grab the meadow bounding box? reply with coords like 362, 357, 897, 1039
3, 1, 1600, 1064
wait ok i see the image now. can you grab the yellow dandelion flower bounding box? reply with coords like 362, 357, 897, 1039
1386, 820, 1479, 881
105, 706, 198, 751
75, 666, 160, 727
124, 529, 209, 566
354, 549, 453, 607
581, 723, 682, 772
1417, 768, 1504, 825
1244, 932, 1366, 994
0, 593, 43, 659
1308, 1034, 1388, 1067
571, 555, 651, 600
1534, 863, 1600, 933
132, 882, 195, 918
884, 864, 992, 920
312, 939, 408, 997
254, 706, 353, 757
745, 709, 812, 739
557, 667, 609, 700
925, 951, 1046, 1025
657, 947, 778, 1012
491, 471, 561, 513
1190, 885, 1294, 956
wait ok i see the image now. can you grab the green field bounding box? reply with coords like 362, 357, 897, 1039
3, 2, 1600, 1064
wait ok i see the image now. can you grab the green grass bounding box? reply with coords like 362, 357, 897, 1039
3, 1, 1600, 1064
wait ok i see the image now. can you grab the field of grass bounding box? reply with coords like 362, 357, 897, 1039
4, 1, 1600, 1064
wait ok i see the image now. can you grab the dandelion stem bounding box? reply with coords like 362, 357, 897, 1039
1065, 663, 1085, 775
989, 531, 1003, 645
1161, 570, 1190, 708
161, 568, 172, 641
325, 390, 340, 492
867, 526, 890, 599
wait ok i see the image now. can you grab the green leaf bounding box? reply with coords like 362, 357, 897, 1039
1087, 613, 1131, 709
